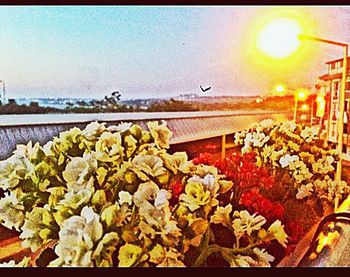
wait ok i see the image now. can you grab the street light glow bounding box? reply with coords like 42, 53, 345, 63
275, 84, 285, 93
257, 18, 302, 58
296, 90, 307, 100
301, 103, 309, 111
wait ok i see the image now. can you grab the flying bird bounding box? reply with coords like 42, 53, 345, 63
200, 85, 211, 92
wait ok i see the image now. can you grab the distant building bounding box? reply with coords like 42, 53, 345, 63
176, 94, 199, 100
318, 56, 350, 159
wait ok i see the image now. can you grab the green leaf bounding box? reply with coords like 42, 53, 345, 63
58, 154, 65, 166
130, 125, 142, 140
92, 190, 107, 209
101, 204, 118, 229
124, 134, 138, 158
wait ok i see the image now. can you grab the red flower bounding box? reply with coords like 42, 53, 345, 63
192, 152, 213, 166
169, 179, 184, 202
285, 220, 304, 243
239, 188, 285, 222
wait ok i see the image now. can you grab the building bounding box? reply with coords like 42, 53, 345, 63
318, 56, 350, 160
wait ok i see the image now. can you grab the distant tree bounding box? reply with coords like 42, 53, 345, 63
29, 101, 39, 108
8, 99, 16, 105
76, 100, 88, 106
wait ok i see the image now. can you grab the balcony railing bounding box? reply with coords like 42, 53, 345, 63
0, 111, 293, 160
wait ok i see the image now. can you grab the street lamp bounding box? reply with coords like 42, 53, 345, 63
294, 89, 307, 121
298, 34, 348, 210
0, 80, 5, 104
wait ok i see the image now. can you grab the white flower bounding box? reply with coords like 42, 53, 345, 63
300, 126, 319, 142
57, 188, 92, 212
251, 132, 270, 147
154, 189, 172, 209
50, 206, 103, 267
289, 160, 313, 183
0, 257, 30, 267
234, 131, 246, 145
242, 144, 252, 154
267, 220, 288, 247
280, 121, 296, 134
296, 183, 314, 199
210, 204, 232, 228
132, 155, 165, 179
118, 191, 133, 206
83, 121, 106, 140
187, 174, 218, 195
43, 141, 54, 156
133, 181, 159, 207
95, 132, 124, 163
232, 210, 266, 238
115, 122, 133, 133
253, 248, 274, 266
312, 156, 335, 174
0, 155, 35, 190
62, 153, 97, 192
279, 154, 299, 168
0, 191, 25, 231
203, 174, 216, 192
259, 119, 275, 130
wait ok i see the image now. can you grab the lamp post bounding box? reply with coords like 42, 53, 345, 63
298, 34, 348, 210
294, 90, 307, 122
0, 80, 5, 105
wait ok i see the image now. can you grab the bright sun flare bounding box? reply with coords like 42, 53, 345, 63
257, 18, 302, 59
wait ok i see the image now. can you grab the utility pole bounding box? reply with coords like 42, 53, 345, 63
0, 80, 5, 105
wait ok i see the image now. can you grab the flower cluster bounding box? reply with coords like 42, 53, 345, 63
0, 121, 286, 267
233, 119, 350, 205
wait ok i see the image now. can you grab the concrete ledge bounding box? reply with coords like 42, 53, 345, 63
0, 111, 293, 160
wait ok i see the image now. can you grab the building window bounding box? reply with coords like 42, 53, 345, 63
343, 144, 347, 154
332, 103, 337, 120
333, 81, 339, 98
346, 81, 350, 91
340, 60, 344, 68
331, 62, 336, 70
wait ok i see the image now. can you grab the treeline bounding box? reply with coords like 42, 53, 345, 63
0, 94, 295, 114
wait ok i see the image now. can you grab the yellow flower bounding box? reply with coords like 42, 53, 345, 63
147, 120, 173, 149
267, 220, 288, 247
132, 155, 165, 179
83, 121, 106, 141
118, 244, 143, 267
95, 132, 124, 163
232, 210, 266, 238
179, 182, 211, 211
210, 204, 232, 228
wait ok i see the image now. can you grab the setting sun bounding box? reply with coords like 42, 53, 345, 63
257, 18, 302, 58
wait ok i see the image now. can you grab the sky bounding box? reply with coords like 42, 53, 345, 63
1, 6, 350, 100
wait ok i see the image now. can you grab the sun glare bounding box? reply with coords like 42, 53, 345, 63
257, 18, 302, 59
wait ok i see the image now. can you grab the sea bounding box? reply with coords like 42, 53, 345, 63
14, 98, 98, 109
